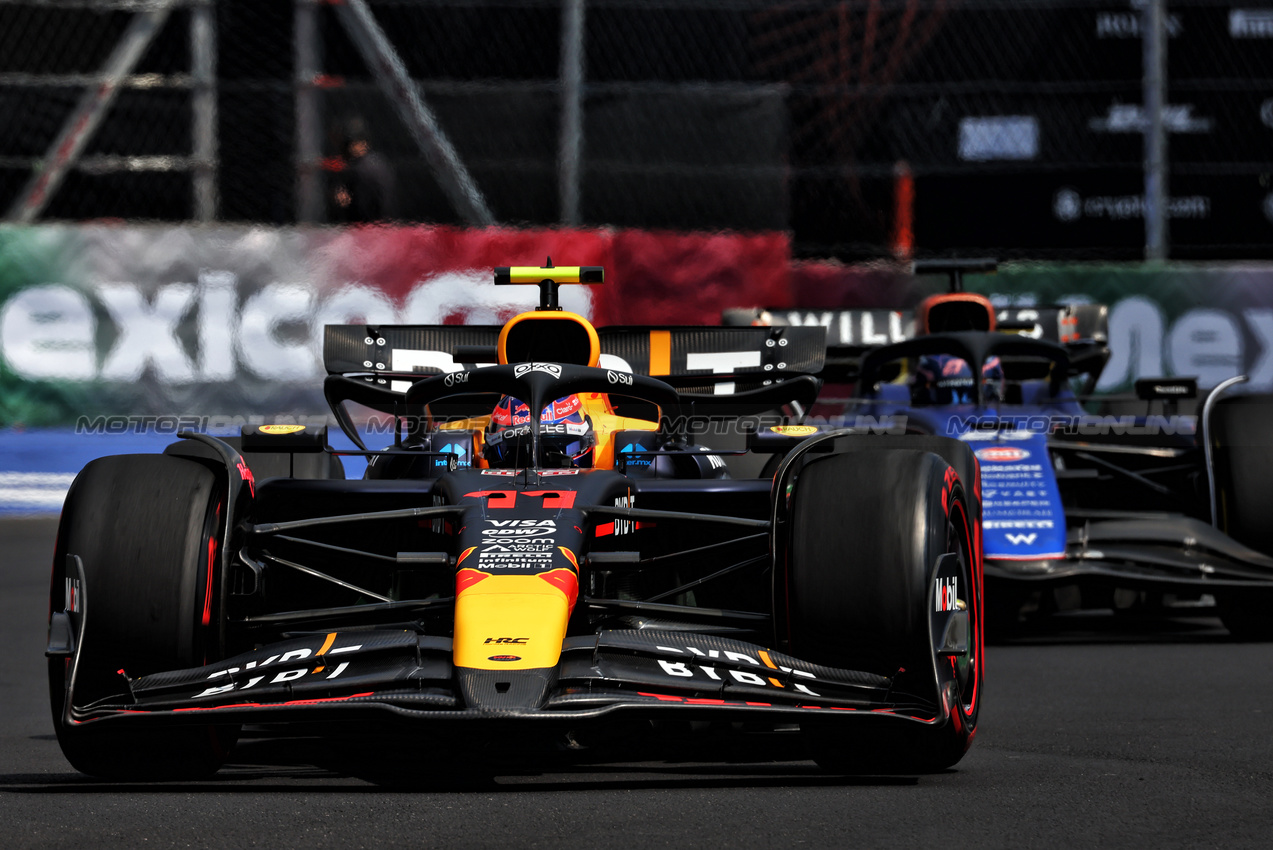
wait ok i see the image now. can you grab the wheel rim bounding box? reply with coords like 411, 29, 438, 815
946, 499, 980, 719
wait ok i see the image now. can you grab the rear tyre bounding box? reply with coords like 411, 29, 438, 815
1210, 395, 1273, 640
48, 454, 238, 779
785, 449, 981, 773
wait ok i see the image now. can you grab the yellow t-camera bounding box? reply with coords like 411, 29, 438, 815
493, 262, 604, 309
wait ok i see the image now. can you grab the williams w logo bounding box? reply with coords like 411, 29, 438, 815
1006, 533, 1038, 546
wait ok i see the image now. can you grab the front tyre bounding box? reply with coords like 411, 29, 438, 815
48, 454, 238, 779
784, 449, 982, 773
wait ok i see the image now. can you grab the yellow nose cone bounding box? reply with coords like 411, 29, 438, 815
453, 569, 578, 670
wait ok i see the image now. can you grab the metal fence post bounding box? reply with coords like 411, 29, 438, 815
559, 0, 585, 226
1143, 0, 1168, 261
192, 0, 218, 222
295, 0, 324, 224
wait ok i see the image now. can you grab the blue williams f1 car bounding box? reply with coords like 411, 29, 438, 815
731, 259, 1273, 637
47, 264, 982, 780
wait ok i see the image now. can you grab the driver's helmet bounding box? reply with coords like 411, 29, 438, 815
912, 355, 1005, 405
484, 394, 595, 468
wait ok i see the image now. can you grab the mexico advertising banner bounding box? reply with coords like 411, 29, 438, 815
4, 223, 1273, 430
0, 224, 790, 427
969, 264, 1273, 393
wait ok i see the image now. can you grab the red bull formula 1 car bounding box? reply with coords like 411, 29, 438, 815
47, 264, 982, 780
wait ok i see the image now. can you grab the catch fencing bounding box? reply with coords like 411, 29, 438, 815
2, 1, 1269, 259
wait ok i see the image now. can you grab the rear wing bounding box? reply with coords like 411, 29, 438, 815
324, 323, 828, 392
722, 304, 1109, 382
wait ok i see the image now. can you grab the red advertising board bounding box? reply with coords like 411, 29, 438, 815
313, 225, 791, 326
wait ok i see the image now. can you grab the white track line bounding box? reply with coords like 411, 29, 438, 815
0, 472, 75, 510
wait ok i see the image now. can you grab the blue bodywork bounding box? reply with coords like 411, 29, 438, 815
849, 379, 1083, 561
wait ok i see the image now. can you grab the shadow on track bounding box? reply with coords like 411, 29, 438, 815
988, 605, 1235, 647
4, 723, 926, 792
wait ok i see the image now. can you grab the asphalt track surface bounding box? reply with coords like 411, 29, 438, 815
4, 516, 1272, 849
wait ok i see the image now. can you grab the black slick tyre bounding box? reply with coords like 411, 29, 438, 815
48, 454, 238, 779
785, 449, 982, 773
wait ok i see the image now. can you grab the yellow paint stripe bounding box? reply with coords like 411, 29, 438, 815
649, 330, 671, 375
